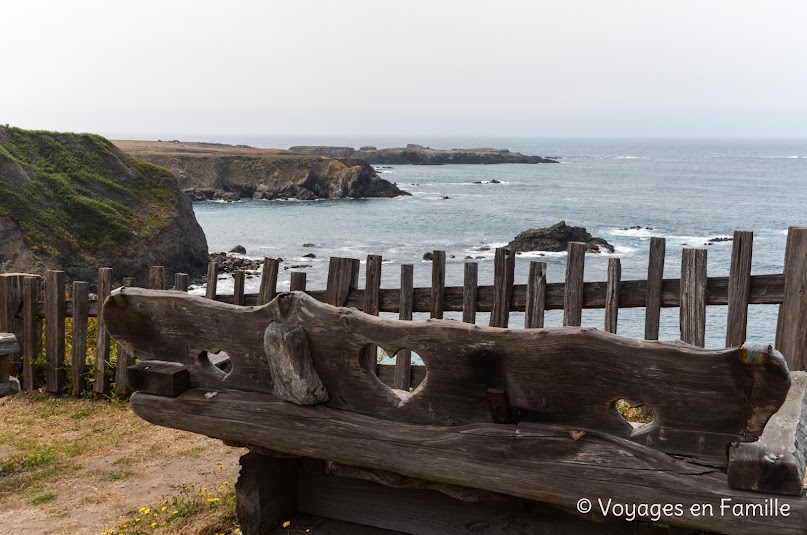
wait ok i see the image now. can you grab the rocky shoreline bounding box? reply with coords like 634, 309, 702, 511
508, 221, 614, 253
113, 140, 408, 202
288, 144, 559, 165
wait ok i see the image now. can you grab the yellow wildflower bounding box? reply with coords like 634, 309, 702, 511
282, 520, 291, 528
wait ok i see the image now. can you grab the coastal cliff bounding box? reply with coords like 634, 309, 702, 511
288, 144, 559, 165
114, 141, 408, 201
0, 127, 208, 283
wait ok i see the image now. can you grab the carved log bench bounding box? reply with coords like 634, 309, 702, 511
103, 289, 807, 535
0, 333, 20, 398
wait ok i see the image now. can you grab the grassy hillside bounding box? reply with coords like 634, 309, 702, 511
0, 127, 178, 262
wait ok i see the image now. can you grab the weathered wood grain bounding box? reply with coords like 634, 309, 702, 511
149, 265, 165, 290
394, 265, 413, 391
130, 389, 807, 535
490, 248, 514, 328
776, 226, 807, 371
680, 249, 707, 347
462, 262, 478, 325
298, 469, 633, 535
258, 258, 280, 305
94, 267, 113, 394
44, 270, 65, 393
563, 243, 586, 327
71, 281, 89, 396
289, 272, 307, 292
0, 274, 24, 365
206, 261, 219, 300
174, 273, 189, 292
726, 231, 753, 347
326, 257, 358, 307
524, 261, 546, 329
0, 333, 17, 392
127, 361, 190, 397
233, 270, 246, 306
264, 321, 328, 405
104, 290, 790, 466
604, 258, 621, 334
22, 276, 40, 391
236, 452, 300, 535
728, 370, 807, 496
363, 255, 382, 369
430, 251, 446, 319
644, 237, 666, 340
115, 277, 136, 396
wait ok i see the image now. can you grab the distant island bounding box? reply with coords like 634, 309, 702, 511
113, 140, 408, 202
288, 144, 559, 165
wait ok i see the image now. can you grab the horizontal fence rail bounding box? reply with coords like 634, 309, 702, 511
1, 227, 806, 396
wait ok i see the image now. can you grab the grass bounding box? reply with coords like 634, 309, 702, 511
0, 125, 178, 266
0, 393, 243, 535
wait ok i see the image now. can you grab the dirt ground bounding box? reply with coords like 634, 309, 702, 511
0, 393, 246, 535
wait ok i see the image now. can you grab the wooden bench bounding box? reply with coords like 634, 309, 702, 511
0, 332, 20, 398
103, 288, 807, 535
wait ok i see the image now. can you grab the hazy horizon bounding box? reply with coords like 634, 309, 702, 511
3, 1, 807, 140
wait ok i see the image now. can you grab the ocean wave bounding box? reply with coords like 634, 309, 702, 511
516, 250, 567, 258
614, 156, 642, 159
608, 227, 657, 237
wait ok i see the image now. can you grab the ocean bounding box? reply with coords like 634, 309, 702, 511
185, 136, 807, 349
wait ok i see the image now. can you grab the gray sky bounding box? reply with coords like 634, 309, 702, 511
2, 1, 806, 139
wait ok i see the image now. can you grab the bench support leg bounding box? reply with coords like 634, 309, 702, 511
236, 452, 300, 535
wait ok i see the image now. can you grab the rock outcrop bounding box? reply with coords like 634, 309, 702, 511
0, 127, 209, 284
113, 141, 408, 201
288, 144, 558, 165
507, 221, 614, 253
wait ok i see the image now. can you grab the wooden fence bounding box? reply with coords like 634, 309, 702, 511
1, 226, 806, 397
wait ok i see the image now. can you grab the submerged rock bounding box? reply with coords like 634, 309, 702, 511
229, 245, 247, 254
507, 221, 614, 253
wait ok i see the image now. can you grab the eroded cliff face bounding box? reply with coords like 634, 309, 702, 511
0, 127, 209, 284
113, 141, 408, 201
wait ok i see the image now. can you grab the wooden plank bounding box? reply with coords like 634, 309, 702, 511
290, 272, 307, 292
0, 274, 24, 367
115, 277, 136, 396
131, 389, 807, 535
489, 248, 514, 328
461, 262, 478, 324
728, 370, 807, 496
233, 270, 246, 306
174, 273, 189, 292
604, 258, 621, 334
363, 255, 382, 370
149, 266, 165, 290
298, 469, 632, 535
258, 257, 280, 305
680, 248, 707, 347
94, 267, 113, 394
430, 250, 446, 319
326, 257, 357, 307
394, 264, 413, 391
563, 242, 585, 327
107, 290, 791, 466
524, 261, 547, 329
127, 361, 190, 397
71, 281, 89, 396
205, 261, 219, 300
776, 226, 807, 371
22, 276, 40, 391
44, 270, 65, 393
726, 231, 753, 347
644, 237, 666, 340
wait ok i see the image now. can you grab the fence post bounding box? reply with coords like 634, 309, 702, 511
563, 242, 586, 327
394, 264, 414, 391
645, 237, 666, 340
94, 267, 113, 394
71, 281, 89, 396
363, 255, 382, 370
726, 231, 753, 347
326, 257, 356, 307
289, 272, 307, 292
680, 248, 707, 347
174, 273, 189, 292
462, 262, 478, 324
22, 276, 41, 391
233, 270, 246, 306
0, 274, 25, 371
430, 250, 446, 319
604, 258, 621, 334
149, 266, 165, 290
206, 262, 219, 300
490, 248, 514, 328
114, 277, 136, 396
45, 270, 65, 393
258, 258, 280, 305
525, 261, 546, 329
776, 226, 807, 370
